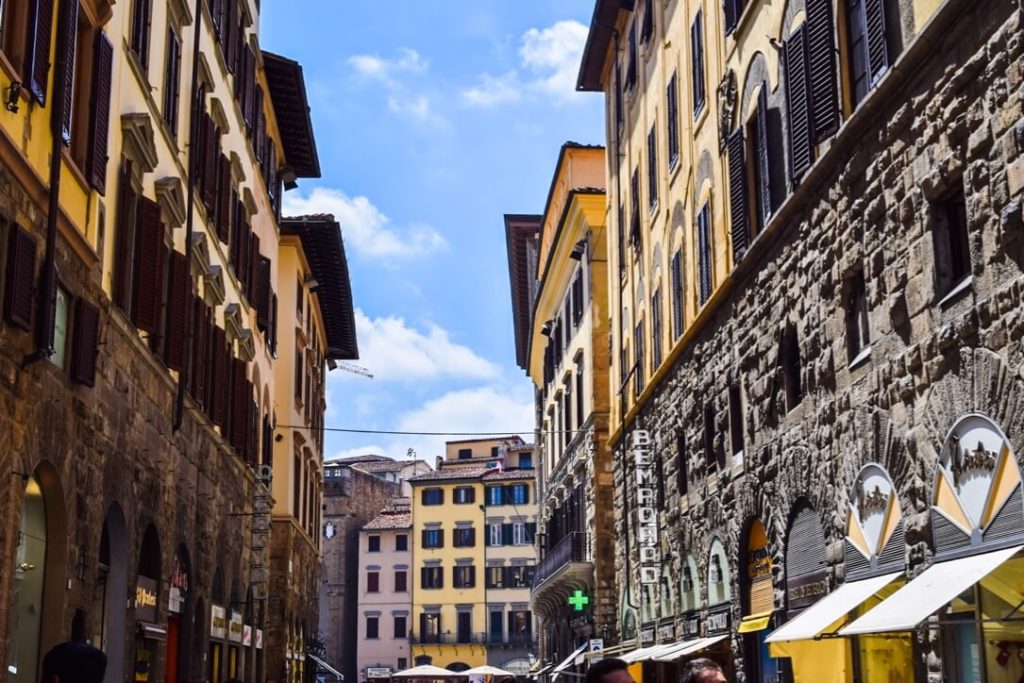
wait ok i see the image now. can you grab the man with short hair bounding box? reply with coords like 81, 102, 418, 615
681, 658, 727, 683
584, 658, 635, 683
40, 642, 107, 683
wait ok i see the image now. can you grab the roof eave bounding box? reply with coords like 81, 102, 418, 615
577, 0, 633, 92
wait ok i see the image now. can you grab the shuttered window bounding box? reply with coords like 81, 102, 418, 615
70, 298, 99, 386
697, 203, 712, 305
269, 293, 278, 355
667, 73, 679, 168
616, 203, 626, 279
113, 165, 138, 310
691, 10, 705, 115
634, 319, 645, 396
216, 155, 232, 243
651, 288, 663, 369
846, 0, 889, 107
201, 116, 219, 214
129, 0, 151, 70
726, 129, 749, 263
163, 250, 189, 371
190, 299, 209, 405
671, 250, 683, 339
87, 32, 114, 194
26, 0, 54, 104
625, 21, 637, 91
629, 168, 641, 250
163, 27, 181, 135
647, 126, 658, 210
4, 224, 37, 331
640, 0, 654, 42
784, 25, 813, 183
224, 0, 238, 74
807, 0, 840, 140
723, 0, 743, 35
247, 233, 261, 301
58, 0, 79, 146
131, 198, 165, 334
754, 85, 773, 229
230, 358, 248, 453
254, 254, 271, 330
209, 326, 227, 426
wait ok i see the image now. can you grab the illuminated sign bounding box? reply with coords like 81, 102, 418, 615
632, 430, 659, 586
568, 590, 590, 612
135, 576, 158, 624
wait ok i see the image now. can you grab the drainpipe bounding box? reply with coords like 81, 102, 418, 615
24, 0, 76, 367
173, 0, 205, 431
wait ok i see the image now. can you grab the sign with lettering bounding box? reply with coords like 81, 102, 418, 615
256, 629, 264, 650
168, 551, 189, 614
657, 622, 676, 642
639, 627, 655, 645
243, 625, 253, 647
632, 430, 660, 588
679, 614, 701, 638
705, 607, 730, 636
366, 668, 392, 678
502, 660, 531, 676
135, 576, 159, 624
210, 605, 227, 640
229, 612, 244, 643
787, 571, 829, 611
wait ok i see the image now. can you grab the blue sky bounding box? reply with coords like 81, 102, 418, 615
261, 2, 605, 463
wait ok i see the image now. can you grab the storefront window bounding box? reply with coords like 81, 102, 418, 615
680, 554, 702, 613
854, 581, 911, 683
977, 554, 1024, 682
708, 539, 732, 606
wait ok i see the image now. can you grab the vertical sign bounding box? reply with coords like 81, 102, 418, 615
633, 430, 659, 585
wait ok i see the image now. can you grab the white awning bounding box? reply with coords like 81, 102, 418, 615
840, 544, 1024, 636
309, 654, 344, 680
765, 572, 902, 643
529, 665, 552, 679
552, 643, 589, 674
650, 635, 727, 662
619, 644, 670, 663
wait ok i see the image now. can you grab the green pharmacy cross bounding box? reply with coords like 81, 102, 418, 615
568, 590, 590, 612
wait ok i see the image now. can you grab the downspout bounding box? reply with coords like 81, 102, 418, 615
174, 0, 205, 431
25, 0, 76, 366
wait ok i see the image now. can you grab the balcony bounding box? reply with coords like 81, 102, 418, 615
486, 634, 537, 648
411, 632, 491, 645
532, 532, 590, 590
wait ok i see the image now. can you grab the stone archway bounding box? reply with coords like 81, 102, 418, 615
100, 503, 129, 683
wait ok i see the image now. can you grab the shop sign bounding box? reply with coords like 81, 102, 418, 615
210, 605, 227, 640
366, 668, 391, 678
632, 430, 659, 585
168, 552, 189, 615
135, 576, 159, 624
787, 570, 829, 611
229, 612, 244, 643
678, 613, 700, 638
569, 613, 593, 631
657, 622, 676, 642
243, 625, 253, 647
745, 520, 773, 615
704, 607, 730, 636
639, 627, 655, 645
256, 629, 264, 650
502, 660, 531, 676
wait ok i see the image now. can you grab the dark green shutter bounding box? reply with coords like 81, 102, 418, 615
87, 32, 115, 194
726, 129, 748, 262
807, 0, 840, 140
864, 0, 889, 83
784, 25, 813, 182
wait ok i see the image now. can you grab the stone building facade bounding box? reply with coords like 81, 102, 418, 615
578, 0, 1024, 679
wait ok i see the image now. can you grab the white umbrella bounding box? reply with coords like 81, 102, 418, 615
463, 666, 516, 678
392, 665, 468, 679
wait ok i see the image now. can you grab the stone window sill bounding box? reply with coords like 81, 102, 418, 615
938, 276, 973, 308
848, 345, 872, 370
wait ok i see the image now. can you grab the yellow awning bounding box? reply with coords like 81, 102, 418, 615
737, 612, 773, 634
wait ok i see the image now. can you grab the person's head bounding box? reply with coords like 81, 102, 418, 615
681, 658, 726, 683
584, 658, 634, 683
41, 642, 107, 683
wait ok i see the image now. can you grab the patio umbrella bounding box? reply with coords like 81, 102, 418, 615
463, 666, 516, 678
392, 665, 468, 679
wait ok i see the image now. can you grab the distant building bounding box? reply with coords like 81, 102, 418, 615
337, 454, 431, 496
408, 439, 538, 675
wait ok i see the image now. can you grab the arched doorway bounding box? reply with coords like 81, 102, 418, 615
166, 545, 192, 683
209, 567, 226, 683
134, 524, 163, 683
739, 518, 779, 683
5, 464, 67, 683
227, 580, 242, 680
100, 504, 128, 683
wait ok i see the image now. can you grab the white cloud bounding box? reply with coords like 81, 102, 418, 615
348, 48, 428, 87
282, 187, 446, 260
344, 309, 499, 383
348, 48, 447, 128
461, 20, 590, 108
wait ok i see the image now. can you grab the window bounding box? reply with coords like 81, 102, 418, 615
508, 484, 529, 505
395, 570, 407, 592
723, 0, 746, 33
844, 270, 870, 361
784, 24, 814, 183
453, 486, 475, 504
422, 529, 443, 549
163, 26, 181, 135
691, 11, 705, 115
393, 615, 407, 639
651, 288, 663, 369
727, 86, 772, 264
625, 21, 637, 91
562, 377, 572, 450
453, 565, 476, 589
667, 74, 680, 167
843, 0, 889, 109
0, 0, 31, 76
671, 251, 684, 339
453, 527, 476, 548
491, 446, 500, 457
398, 658, 407, 670
490, 610, 503, 644
366, 616, 379, 639
640, 0, 654, 42
458, 447, 472, 459
488, 523, 503, 547
130, 0, 152, 69
932, 188, 971, 297
486, 566, 505, 588
367, 572, 380, 593
697, 203, 712, 304
729, 385, 745, 459
647, 125, 658, 211
512, 522, 527, 546
395, 534, 408, 552
421, 566, 443, 589
486, 486, 505, 506
508, 565, 535, 588
703, 403, 717, 473
457, 612, 472, 644
634, 319, 645, 396
676, 432, 689, 496
421, 488, 443, 505
368, 535, 381, 552
520, 452, 534, 469
630, 168, 641, 251
617, 203, 626, 280
420, 613, 440, 643
575, 358, 585, 428
510, 610, 532, 644
782, 324, 802, 411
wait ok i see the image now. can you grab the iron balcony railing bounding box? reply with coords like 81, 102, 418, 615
411, 632, 491, 645
532, 531, 589, 590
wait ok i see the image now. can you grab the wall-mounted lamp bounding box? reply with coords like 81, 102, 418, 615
281, 167, 298, 191
540, 320, 553, 337
305, 275, 320, 292
569, 239, 587, 261
5, 81, 21, 113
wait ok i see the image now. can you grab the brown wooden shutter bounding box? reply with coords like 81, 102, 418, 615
87, 32, 114, 194
211, 0, 223, 40
784, 25, 813, 183
864, 0, 889, 84
113, 165, 137, 308
4, 225, 38, 331
269, 292, 277, 355
242, 47, 254, 129
217, 155, 231, 243
70, 298, 100, 386
225, 0, 237, 74
26, 0, 55, 104
726, 129, 748, 262
211, 327, 227, 425
203, 118, 218, 213
190, 298, 208, 403
59, 0, 80, 145
253, 86, 265, 163
806, 0, 840, 141
755, 84, 772, 228
163, 250, 189, 371
131, 198, 164, 333
247, 232, 260, 301
230, 358, 248, 452
254, 255, 270, 328
723, 0, 739, 34
245, 383, 256, 464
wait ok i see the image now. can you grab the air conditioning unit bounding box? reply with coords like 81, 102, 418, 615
256, 465, 273, 484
